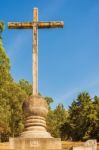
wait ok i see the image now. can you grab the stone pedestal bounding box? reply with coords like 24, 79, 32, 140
9, 138, 62, 150
9, 96, 62, 150
71, 140, 97, 150
21, 96, 52, 138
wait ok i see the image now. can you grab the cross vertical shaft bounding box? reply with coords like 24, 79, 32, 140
33, 8, 38, 96
8, 8, 64, 96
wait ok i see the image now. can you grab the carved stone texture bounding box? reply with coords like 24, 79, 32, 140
71, 140, 97, 150
9, 138, 62, 150
23, 96, 48, 117
22, 96, 52, 138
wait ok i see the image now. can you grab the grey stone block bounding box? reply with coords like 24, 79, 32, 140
71, 139, 97, 150
9, 137, 62, 150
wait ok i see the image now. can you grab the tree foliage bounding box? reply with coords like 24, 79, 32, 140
0, 27, 12, 140
47, 104, 68, 138
18, 79, 32, 96
44, 96, 54, 109
60, 92, 99, 141
0, 28, 27, 141
0, 22, 4, 35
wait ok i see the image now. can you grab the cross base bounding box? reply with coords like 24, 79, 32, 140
9, 137, 62, 150
9, 96, 62, 150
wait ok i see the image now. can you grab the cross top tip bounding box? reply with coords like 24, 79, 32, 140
34, 7, 38, 10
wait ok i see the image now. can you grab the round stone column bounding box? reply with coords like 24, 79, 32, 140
21, 96, 52, 138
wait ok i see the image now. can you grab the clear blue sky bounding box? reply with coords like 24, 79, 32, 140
1, 0, 99, 108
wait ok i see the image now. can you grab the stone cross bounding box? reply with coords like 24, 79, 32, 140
8, 8, 64, 96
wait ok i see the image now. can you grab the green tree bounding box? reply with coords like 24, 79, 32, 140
0, 22, 4, 33
46, 109, 56, 136
88, 96, 99, 140
18, 79, 32, 96
8, 82, 27, 137
44, 96, 54, 109
0, 25, 28, 141
60, 121, 72, 140
0, 23, 12, 141
68, 92, 98, 141
47, 103, 68, 138
54, 104, 68, 137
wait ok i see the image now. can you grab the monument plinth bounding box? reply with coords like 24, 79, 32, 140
8, 7, 64, 150
22, 95, 51, 138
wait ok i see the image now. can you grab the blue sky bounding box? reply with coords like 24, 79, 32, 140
0, 0, 99, 108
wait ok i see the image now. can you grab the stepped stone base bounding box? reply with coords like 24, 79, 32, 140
9, 96, 62, 149
9, 137, 62, 150
21, 130, 52, 138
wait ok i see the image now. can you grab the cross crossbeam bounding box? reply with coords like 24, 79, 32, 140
8, 8, 64, 96
8, 22, 64, 29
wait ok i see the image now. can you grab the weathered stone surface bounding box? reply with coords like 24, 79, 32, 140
72, 146, 93, 150
33, 8, 38, 96
9, 138, 62, 150
71, 140, 97, 150
23, 96, 48, 117
8, 22, 64, 29
84, 140, 97, 150
8, 8, 64, 96
22, 95, 52, 138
